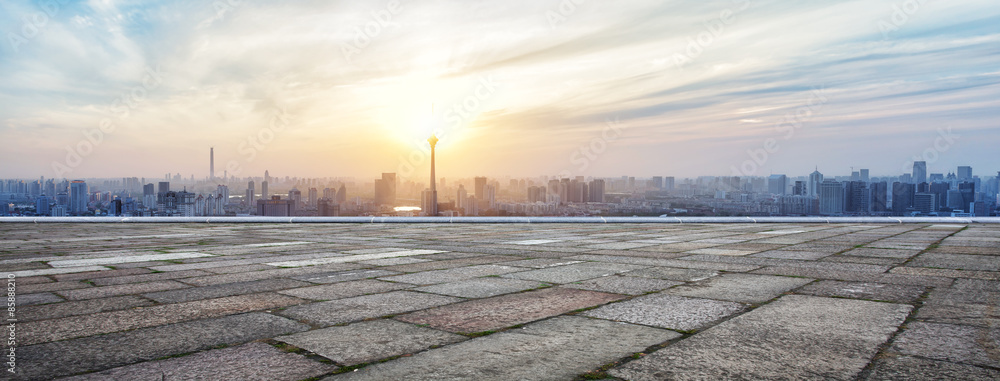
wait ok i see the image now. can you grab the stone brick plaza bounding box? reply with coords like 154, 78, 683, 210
2, 223, 998, 380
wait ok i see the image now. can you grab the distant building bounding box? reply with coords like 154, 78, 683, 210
819, 180, 844, 215
318, 198, 339, 216
892, 182, 916, 215
957, 166, 972, 181
844, 181, 870, 214
70, 180, 88, 214
913, 193, 938, 214
288, 188, 302, 209
663, 177, 675, 191
308, 188, 318, 208
870, 182, 889, 213
912, 161, 927, 184
474, 177, 488, 198
768, 174, 787, 195
374, 173, 397, 206
588, 179, 605, 203
257, 196, 295, 216
792, 181, 806, 196
808, 168, 823, 197
36, 195, 51, 216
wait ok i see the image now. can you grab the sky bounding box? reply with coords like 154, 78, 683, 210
1, 0, 998, 182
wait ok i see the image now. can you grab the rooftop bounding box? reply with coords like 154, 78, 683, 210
3, 222, 998, 380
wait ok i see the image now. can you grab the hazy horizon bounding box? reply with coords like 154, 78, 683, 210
2, 0, 998, 181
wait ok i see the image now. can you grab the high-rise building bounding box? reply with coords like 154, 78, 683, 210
70, 180, 88, 214
808, 168, 823, 197
35, 195, 51, 216
246, 181, 255, 205
457, 185, 468, 210
957, 166, 972, 181
257, 196, 295, 217
892, 182, 916, 215
870, 182, 889, 213
318, 198, 339, 216
261, 181, 269, 200
336, 184, 347, 204
663, 177, 675, 191
844, 181, 870, 214
913, 193, 938, 214
588, 179, 606, 203
474, 177, 488, 198
860, 169, 869, 182
792, 181, 806, 196
308, 188, 318, 208
210, 147, 215, 180
288, 188, 302, 208
483, 184, 496, 210
818, 180, 844, 215
768, 174, 787, 195
651, 176, 663, 189
374, 173, 397, 206
912, 161, 927, 184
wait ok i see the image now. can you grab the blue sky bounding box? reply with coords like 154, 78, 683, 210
1, 0, 998, 180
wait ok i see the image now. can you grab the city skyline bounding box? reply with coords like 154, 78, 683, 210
1, 1, 998, 179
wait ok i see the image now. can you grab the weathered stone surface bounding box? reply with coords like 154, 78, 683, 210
666, 273, 813, 303
907, 253, 1000, 271
610, 295, 912, 380
623, 266, 719, 281
20, 293, 306, 345
754, 266, 955, 287
797, 280, 926, 303
415, 277, 545, 298
18, 295, 155, 322
397, 287, 623, 333
278, 279, 411, 300
278, 319, 466, 366
279, 291, 461, 326
14, 313, 311, 380
142, 278, 309, 303
497, 258, 583, 268
584, 293, 745, 331
563, 275, 681, 295
15, 292, 63, 306
752, 250, 831, 260
380, 265, 524, 285
57, 280, 191, 300
327, 316, 679, 381
502, 262, 646, 284
864, 355, 1000, 380
841, 247, 922, 259
292, 269, 400, 284
890, 322, 1000, 369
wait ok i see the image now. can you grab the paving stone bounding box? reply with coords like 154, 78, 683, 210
16, 292, 63, 306
916, 289, 1000, 327
610, 295, 912, 380
143, 278, 310, 303
665, 273, 813, 303
380, 255, 531, 273
6, 266, 111, 278
181, 263, 366, 286
20, 293, 306, 345
15, 313, 311, 380
754, 266, 954, 287
583, 293, 745, 331
679, 254, 893, 273
328, 316, 678, 381
396, 287, 623, 333
15, 281, 90, 294
841, 247, 923, 259
502, 262, 646, 284
907, 253, 1000, 271
796, 280, 926, 303
278, 279, 411, 300
496, 258, 584, 268
49, 267, 154, 282
203, 264, 274, 273
563, 275, 681, 295
278, 319, 466, 366
584, 242, 656, 250
890, 266, 1000, 280
89, 269, 213, 286
380, 265, 524, 285
864, 355, 1000, 380
47, 252, 215, 267
624, 266, 719, 281
266, 249, 446, 267
822, 255, 907, 266
280, 291, 461, 326
57, 280, 191, 300
890, 322, 1000, 369
685, 248, 759, 256
415, 277, 545, 298
567, 254, 761, 272
752, 250, 831, 260
359, 257, 431, 266
17, 295, 156, 322
60, 342, 335, 381
292, 269, 400, 284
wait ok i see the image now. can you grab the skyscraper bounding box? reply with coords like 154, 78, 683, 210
261, 181, 269, 200
589, 179, 606, 203
957, 166, 972, 180
808, 168, 823, 197
246, 181, 255, 205
210, 147, 215, 180
374, 173, 397, 206
308, 188, 318, 208
818, 180, 844, 215
912, 161, 927, 184
427, 135, 438, 216
860, 169, 869, 183
768, 174, 787, 195
70, 180, 88, 214
892, 182, 916, 215
474, 177, 487, 199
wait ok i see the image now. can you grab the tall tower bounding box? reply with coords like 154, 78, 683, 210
427, 134, 439, 216
210, 147, 215, 180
